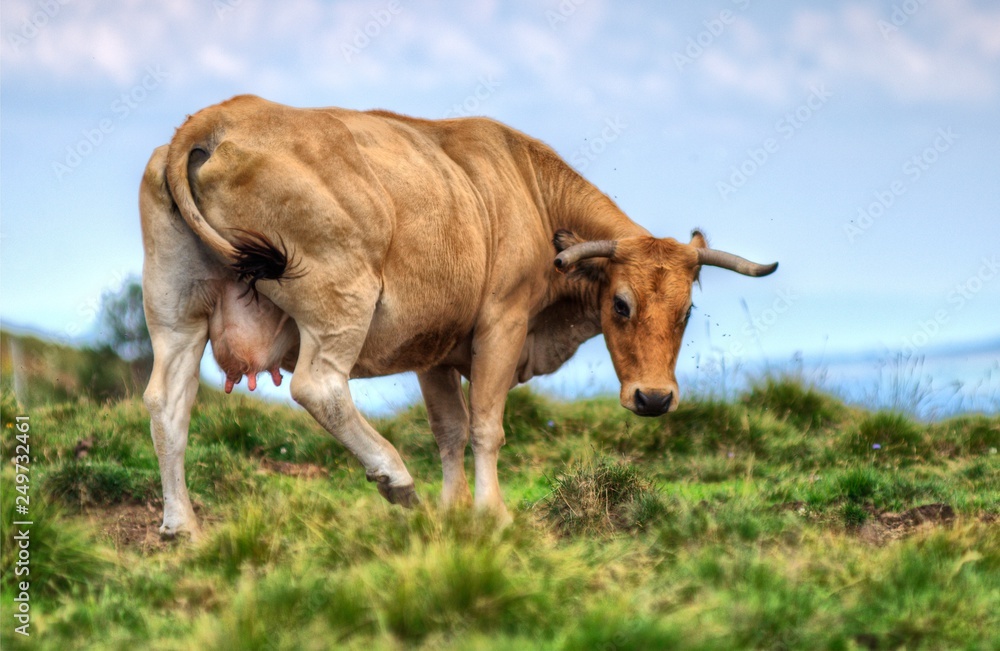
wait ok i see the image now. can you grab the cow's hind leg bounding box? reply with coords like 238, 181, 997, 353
140, 144, 216, 540
143, 321, 208, 539
285, 279, 417, 507
291, 336, 417, 506
418, 366, 472, 507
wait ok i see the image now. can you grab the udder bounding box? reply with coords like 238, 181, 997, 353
208, 281, 298, 393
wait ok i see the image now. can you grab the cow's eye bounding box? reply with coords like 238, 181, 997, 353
613, 296, 631, 319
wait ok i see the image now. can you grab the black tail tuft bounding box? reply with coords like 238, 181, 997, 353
230, 229, 303, 301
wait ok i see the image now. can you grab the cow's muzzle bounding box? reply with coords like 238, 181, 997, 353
632, 388, 673, 417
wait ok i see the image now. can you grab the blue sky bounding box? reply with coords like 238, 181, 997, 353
2, 0, 998, 414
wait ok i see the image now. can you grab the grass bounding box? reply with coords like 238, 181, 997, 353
1, 336, 998, 649
539, 457, 665, 536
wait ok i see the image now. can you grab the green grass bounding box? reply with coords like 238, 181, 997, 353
1, 351, 998, 649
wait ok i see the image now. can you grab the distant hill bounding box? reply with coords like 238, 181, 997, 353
1, 330, 140, 407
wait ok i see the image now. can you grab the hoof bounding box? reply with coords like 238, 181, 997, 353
378, 482, 420, 508
159, 523, 201, 543
491, 506, 514, 529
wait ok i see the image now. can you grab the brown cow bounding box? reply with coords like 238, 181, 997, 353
140, 95, 776, 538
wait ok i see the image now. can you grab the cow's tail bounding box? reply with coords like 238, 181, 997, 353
165, 115, 240, 265
164, 110, 300, 299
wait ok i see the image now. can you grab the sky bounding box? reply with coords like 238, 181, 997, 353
1, 0, 998, 415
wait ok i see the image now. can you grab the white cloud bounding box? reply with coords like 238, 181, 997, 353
682, 2, 1000, 106
2, 0, 997, 112
197, 44, 247, 79
799, 2, 1000, 102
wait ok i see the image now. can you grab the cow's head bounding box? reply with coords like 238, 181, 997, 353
554, 229, 777, 417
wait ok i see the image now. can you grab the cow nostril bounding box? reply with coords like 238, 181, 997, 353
634, 389, 672, 416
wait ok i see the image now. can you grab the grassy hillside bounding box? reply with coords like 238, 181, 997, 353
1, 334, 998, 649
1, 331, 140, 407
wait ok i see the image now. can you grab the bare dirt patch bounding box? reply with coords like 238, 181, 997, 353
84, 502, 170, 553
858, 503, 956, 545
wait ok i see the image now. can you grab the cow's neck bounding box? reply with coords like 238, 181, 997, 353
516, 144, 643, 378
532, 144, 651, 243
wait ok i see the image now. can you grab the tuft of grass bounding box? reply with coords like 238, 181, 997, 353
843, 411, 926, 462
839, 526, 1000, 648
928, 415, 1000, 457
43, 460, 158, 507
195, 492, 290, 578
192, 568, 377, 650
1, 470, 111, 601
185, 443, 260, 501
742, 376, 847, 431
378, 542, 528, 642
502, 386, 558, 443
590, 398, 801, 460
841, 502, 870, 528
539, 458, 663, 536
837, 466, 883, 503
561, 606, 683, 651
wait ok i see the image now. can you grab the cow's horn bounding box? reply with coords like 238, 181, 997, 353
554, 240, 617, 270
696, 248, 778, 277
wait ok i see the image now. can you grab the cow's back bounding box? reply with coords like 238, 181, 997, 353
337, 110, 558, 375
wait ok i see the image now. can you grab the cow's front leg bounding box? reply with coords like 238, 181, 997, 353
467, 310, 528, 523
418, 366, 472, 507
290, 327, 417, 507
144, 321, 208, 540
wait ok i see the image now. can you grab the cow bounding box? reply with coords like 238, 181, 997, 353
140, 94, 776, 539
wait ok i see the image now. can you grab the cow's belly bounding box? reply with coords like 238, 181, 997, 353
350, 328, 469, 378
350, 201, 489, 378
350, 293, 476, 378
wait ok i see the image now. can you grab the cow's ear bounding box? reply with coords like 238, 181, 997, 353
689, 229, 708, 287
689, 229, 708, 250
552, 230, 608, 284
553, 229, 582, 252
